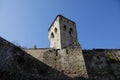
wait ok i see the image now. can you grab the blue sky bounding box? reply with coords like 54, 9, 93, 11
0, 0, 120, 49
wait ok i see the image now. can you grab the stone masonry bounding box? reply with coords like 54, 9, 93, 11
25, 15, 120, 80
0, 15, 120, 80
48, 15, 77, 49
25, 15, 88, 78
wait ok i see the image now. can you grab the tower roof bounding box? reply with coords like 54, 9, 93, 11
48, 15, 75, 31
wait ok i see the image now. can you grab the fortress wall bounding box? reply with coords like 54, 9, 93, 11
23, 45, 120, 79
84, 51, 114, 79
1, 36, 120, 80
43, 44, 88, 78
105, 50, 120, 79
57, 45, 88, 78
83, 50, 120, 80
0, 37, 16, 71
0, 37, 73, 80
24, 48, 50, 61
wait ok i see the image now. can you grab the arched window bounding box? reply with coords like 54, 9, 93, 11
64, 25, 66, 31
54, 28, 57, 33
51, 32, 54, 38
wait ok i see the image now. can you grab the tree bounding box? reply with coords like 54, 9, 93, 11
33, 44, 37, 49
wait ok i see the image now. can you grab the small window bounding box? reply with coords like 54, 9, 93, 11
56, 53, 58, 56
66, 49, 68, 54
54, 28, 57, 33
69, 28, 73, 36
70, 28, 73, 33
69, 31, 72, 36
51, 32, 54, 38
64, 25, 66, 31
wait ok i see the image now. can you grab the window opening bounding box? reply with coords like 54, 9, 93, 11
64, 25, 66, 31
51, 32, 54, 38
70, 28, 73, 33
54, 28, 57, 33
69, 28, 73, 36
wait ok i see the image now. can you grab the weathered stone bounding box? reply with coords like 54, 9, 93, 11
48, 15, 77, 49
0, 15, 120, 80
0, 37, 72, 80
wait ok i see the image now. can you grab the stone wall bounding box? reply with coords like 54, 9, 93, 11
59, 15, 77, 49
48, 15, 78, 49
24, 48, 50, 61
25, 42, 88, 79
1, 36, 120, 80
24, 44, 120, 80
83, 49, 120, 80
43, 44, 88, 78
0, 37, 73, 80
48, 16, 61, 49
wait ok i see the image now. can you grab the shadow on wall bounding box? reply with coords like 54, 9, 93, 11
82, 49, 120, 80
0, 37, 87, 80
1, 36, 120, 80
0, 37, 69, 80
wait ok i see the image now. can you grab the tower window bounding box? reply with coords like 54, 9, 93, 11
69, 31, 72, 36
70, 28, 73, 33
64, 25, 66, 31
54, 28, 57, 33
69, 28, 73, 36
51, 32, 54, 38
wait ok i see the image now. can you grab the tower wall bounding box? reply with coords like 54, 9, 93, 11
59, 16, 77, 48
48, 15, 78, 49
48, 16, 61, 49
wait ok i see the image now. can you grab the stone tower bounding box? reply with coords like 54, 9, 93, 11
48, 15, 78, 49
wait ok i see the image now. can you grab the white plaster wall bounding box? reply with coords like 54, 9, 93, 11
48, 17, 61, 49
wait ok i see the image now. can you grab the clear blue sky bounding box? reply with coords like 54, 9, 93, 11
0, 0, 120, 49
